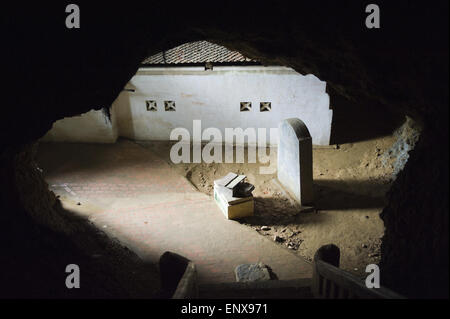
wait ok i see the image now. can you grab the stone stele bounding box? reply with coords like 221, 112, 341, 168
277, 118, 314, 205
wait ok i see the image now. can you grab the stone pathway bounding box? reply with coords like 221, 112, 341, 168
37, 140, 312, 284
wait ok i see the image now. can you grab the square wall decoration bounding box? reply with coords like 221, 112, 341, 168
260, 102, 271, 112
240, 102, 252, 112
146, 100, 157, 111
165, 101, 176, 111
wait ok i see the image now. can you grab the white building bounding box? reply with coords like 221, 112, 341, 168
43, 41, 332, 145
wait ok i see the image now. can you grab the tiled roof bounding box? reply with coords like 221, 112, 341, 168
142, 41, 256, 65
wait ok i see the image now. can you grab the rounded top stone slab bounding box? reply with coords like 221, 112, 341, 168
279, 118, 312, 141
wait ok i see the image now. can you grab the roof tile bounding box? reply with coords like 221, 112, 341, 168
142, 41, 256, 65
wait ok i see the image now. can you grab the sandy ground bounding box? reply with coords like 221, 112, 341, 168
138, 135, 397, 279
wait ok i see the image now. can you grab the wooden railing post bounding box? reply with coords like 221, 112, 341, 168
159, 251, 198, 299
172, 262, 198, 299
312, 244, 340, 298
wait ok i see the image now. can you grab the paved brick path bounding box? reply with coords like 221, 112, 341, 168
38, 140, 312, 284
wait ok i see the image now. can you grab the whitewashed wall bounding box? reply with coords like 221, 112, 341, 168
42, 108, 118, 143
114, 66, 332, 145
43, 66, 332, 145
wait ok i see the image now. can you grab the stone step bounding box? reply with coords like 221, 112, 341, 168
198, 278, 313, 299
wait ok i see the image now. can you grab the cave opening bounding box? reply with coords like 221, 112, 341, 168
33, 39, 420, 295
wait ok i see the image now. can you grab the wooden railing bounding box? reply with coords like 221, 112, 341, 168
312, 244, 405, 299
172, 261, 198, 299
164, 246, 404, 299
159, 251, 198, 299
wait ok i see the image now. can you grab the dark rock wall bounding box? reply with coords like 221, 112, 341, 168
0, 143, 160, 298
381, 129, 449, 298
1, 1, 448, 297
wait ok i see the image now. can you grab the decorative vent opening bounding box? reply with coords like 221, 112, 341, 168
240, 102, 252, 112
146, 100, 157, 111
165, 101, 176, 111
260, 102, 272, 112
